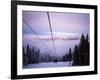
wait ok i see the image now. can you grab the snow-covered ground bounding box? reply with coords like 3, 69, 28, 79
23, 61, 73, 69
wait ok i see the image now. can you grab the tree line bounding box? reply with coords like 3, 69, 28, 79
23, 34, 89, 66
23, 45, 72, 66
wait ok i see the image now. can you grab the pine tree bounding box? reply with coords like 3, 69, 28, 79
68, 48, 72, 66
23, 47, 27, 65
72, 45, 79, 66
85, 34, 90, 65
68, 48, 72, 61
78, 34, 86, 65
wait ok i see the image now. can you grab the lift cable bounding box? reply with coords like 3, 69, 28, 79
47, 12, 57, 55
23, 18, 52, 54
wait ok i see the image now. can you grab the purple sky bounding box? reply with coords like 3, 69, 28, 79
23, 11, 90, 35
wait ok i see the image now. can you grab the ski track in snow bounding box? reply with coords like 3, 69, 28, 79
23, 61, 73, 69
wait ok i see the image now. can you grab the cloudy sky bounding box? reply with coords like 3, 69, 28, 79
23, 11, 89, 37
